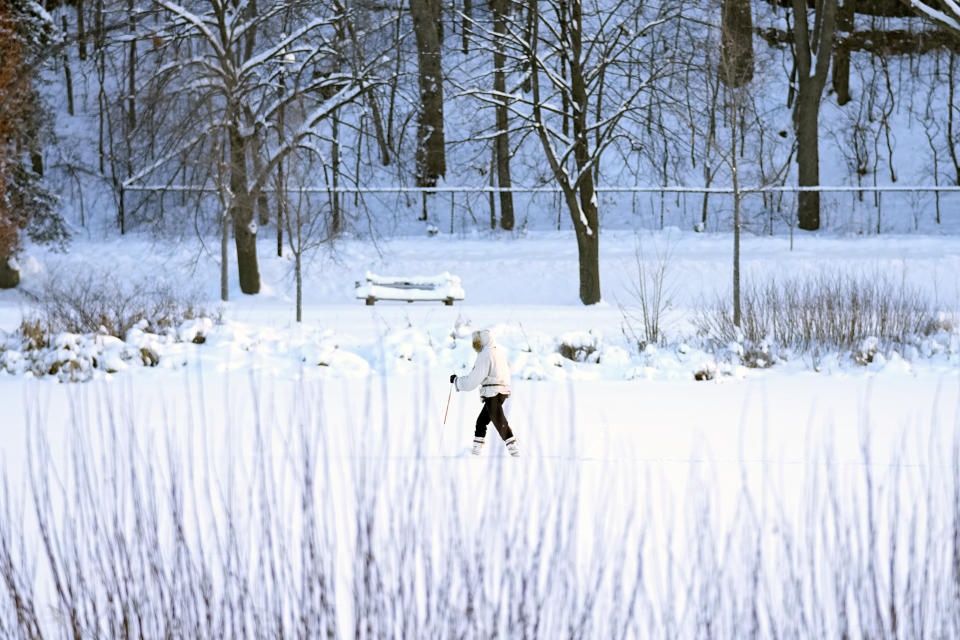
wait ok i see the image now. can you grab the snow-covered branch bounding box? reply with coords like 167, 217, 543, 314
908, 0, 960, 33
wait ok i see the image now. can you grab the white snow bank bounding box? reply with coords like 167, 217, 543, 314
1, 316, 958, 383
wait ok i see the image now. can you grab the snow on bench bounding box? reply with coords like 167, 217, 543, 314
354, 271, 465, 306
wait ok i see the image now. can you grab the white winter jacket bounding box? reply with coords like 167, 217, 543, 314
455, 330, 511, 398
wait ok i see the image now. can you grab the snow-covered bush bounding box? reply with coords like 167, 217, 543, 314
0, 269, 218, 380
34, 268, 213, 339
695, 270, 942, 363
557, 330, 601, 363
0, 320, 165, 381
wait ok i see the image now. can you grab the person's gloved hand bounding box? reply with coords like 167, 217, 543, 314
449, 374, 457, 384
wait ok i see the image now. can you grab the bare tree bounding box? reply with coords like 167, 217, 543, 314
129, 0, 377, 298
467, 0, 676, 304
679, 19, 792, 326
284, 160, 333, 322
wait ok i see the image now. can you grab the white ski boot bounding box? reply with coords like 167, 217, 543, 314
471, 437, 484, 455
505, 437, 520, 457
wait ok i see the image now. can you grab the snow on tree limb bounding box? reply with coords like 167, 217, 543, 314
908, 0, 960, 33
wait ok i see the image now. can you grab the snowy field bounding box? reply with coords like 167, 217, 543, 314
2, 228, 960, 636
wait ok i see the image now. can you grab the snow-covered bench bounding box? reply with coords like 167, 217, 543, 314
354, 272, 465, 306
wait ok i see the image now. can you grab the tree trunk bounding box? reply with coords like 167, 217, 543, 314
229, 123, 260, 294
559, 1, 570, 139
0, 259, 19, 289
331, 113, 341, 234
570, 0, 600, 305
492, 0, 514, 230
77, 0, 86, 61
221, 206, 229, 301
832, 0, 855, 105
127, 0, 136, 131
489, 144, 497, 229
573, 219, 600, 305
731, 108, 742, 327
367, 90, 392, 166
795, 84, 821, 230
521, 0, 535, 92
277, 74, 286, 256
410, 0, 446, 188
61, 16, 75, 116
276, 156, 284, 257
462, 0, 471, 53
295, 251, 302, 322
791, 0, 838, 232
720, 0, 755, 87
250, 136, 271, 226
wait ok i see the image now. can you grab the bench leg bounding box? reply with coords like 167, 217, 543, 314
366, 297, 375, 306
444, 299, 453, 306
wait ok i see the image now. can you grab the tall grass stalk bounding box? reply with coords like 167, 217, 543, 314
0, 381, 958, 637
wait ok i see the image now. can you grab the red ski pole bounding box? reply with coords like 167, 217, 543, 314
443, 382, 453, 424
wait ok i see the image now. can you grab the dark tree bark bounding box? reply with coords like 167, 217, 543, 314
410, 0, 446, 189
491, 0, 514, 230
568, 0, 600, 304
558, 0, 570, 138
61, 16, 75, 116
76, 0, 86, 60
791, 0, 838, 231
330, 113, 342, 234
831, 0, 854, 104
127, 0, 136, 131
249, 133, 271, 226
0, 260, 18, 289
366, 90, 392, 166
720, 0, 755, 87
521, 0, 535, 92
462, 0, 471, 53
228, 123, 260, 294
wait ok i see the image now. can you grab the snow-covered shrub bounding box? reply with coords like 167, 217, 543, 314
695, 270, 940, 360
741, 340, 774, 369
35, 268, 212, 339
923, 312, 957, 336
0, 326, 158, 381
693, 367, 715, 381
557, 330, 601, 363
854, 336, 880, 366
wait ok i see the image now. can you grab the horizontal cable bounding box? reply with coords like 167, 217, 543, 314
121, 184, 960, 194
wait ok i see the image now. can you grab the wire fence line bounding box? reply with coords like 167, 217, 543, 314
121, 184, 960, 194
116, 182, 958, 235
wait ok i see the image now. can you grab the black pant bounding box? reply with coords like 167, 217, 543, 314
475, 393, 514, 441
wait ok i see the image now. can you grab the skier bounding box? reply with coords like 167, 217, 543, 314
450, 329, 520, 457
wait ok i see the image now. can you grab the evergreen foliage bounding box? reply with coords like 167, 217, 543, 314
0, 0, 66, 287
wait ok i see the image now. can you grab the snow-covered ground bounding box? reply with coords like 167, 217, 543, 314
2, 228, 960, 635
